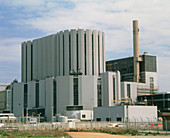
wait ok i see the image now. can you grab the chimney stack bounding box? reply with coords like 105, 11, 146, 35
133, 20, 140, 82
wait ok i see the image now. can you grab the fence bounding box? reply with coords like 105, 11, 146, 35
0, 119, 168, 134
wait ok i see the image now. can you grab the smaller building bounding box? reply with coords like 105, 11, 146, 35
94, 105, 157, 122
0, 113, 16, 123
66, 110, 93, 121
137, 92, 170, 112
0, 84, 11, 113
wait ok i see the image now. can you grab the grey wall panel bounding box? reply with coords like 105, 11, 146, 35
64, 30, 69, 76
93, 30, 98, 75
42, 37, 46, 79
32, 39, 38, 80
99, 31, 103, 73
40, 38, 44, 79
13, 83, 24, 117
79, 75, 98, 109
86, 30, 92, 75
22, 42, 27, 83
44, 36, 48, 78
102, 32, 106, 72
56, 33, 60, 76
37, 39, 42, 80
51, 35, 55, 77
21, 42, 26, 82
45, 77, 53, 121
71, 29, 77, 72
56, 76, 73, 115
78, 29, 85, 75
28, 81, 35, 108
27, 41, 32, 82
59, 32, 64, 76
39, 80, 46, 108
47, 36, 51, 77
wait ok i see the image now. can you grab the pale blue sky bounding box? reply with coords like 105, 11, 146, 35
0, 0, 170, 92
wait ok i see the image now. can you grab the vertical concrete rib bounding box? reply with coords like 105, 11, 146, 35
98, 31, 103, 74
102, 32, 106, 72
21, 42, 26, 82
93, 30, 98, 75
59, 31, 64, 76
71, 29, 77, 72
64, 30, 69, 76
86, 29, 92, 75
50, 35, 55, 77
32, 39, 38, 80
37, 39, 41, 80
27, 41, 32, 82
42, 37, 46, 79
46, 36, 51, 77
40, 38, 43, 79
56, 33, 60, 76
78, 29, 85, 75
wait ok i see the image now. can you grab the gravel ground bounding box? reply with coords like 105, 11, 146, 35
67, 132, 134, 138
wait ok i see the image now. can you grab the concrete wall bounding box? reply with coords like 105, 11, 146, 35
101, 71, 121, 106
79, 75, 98, 110
56, 76, 73, 115
94, 106, 124, 122
45, 77, 53, 121
13, 83, 24, 117
21, 29, 105, 82
27, 81, 35, 108
126, 106, 157, 122
94, 105, 157, 122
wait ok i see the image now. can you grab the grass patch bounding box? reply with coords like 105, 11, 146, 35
0, 130, 71, 138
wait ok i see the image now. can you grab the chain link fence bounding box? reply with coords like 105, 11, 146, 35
0, 119, 167, 133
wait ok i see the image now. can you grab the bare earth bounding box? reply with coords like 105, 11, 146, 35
67, 132, 134, 138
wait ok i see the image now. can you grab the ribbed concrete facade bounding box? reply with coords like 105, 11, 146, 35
21, 29, 105, 83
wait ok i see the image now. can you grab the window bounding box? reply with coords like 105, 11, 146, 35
106, 118, 111, 122
53, 80, 56, 115
82, 114, 86, 118
96, 118, 101, 122
113, 77, 115, 102
35, 82, 39, 108
73, 78, 78, 105
127, 84, 131, 98
117, 117, 122, 121
150, 77, 154, 83
97, 78, 102, 107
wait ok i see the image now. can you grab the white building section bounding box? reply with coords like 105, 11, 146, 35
94, 105, 157, 122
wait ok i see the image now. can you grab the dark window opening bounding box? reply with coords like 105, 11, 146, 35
113, 77, 115, 102
96, 118, 101, 122
73, 78, 78, 105
53, 80, 56, 115
82, 114, 86, 118
35, 83, 39, 108
84, 34, 87, 75
117, 117, 122, 121
97, 78, 102, 107
127, 84, 131, 98
106, 118, 111, 122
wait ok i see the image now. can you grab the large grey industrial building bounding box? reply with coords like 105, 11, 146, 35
12, 20, 159, 122
12, 29, 121, 121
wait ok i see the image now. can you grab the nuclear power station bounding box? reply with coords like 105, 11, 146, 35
11, 20, 159, 121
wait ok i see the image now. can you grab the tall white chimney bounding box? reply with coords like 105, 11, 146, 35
133, 20, 140, 82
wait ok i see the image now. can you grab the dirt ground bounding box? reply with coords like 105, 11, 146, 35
67, 132, 134, 138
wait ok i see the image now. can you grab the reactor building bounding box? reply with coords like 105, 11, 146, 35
12, 29, 121, 121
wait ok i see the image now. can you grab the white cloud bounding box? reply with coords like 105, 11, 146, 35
0, 0, 170, 91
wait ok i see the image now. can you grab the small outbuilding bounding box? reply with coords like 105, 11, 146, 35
94, 105, 157, 122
